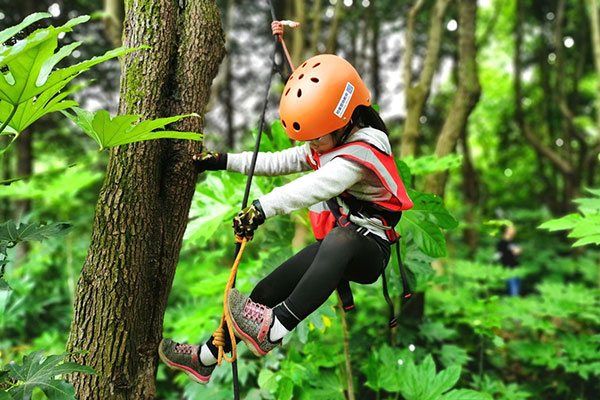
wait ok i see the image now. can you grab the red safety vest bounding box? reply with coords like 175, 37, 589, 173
307, 141, 413, 241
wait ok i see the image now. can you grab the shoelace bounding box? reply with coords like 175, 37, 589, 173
242, 299, 268, 323
175, 343, 195, 354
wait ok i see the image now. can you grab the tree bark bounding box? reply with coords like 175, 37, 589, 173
66, 1, 225, 399
425, 0, 481, 197
401, 0, 451, 158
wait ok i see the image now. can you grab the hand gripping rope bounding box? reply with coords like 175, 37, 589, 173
211, 3, 297, 399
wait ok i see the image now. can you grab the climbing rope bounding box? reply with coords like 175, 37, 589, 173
212, 236, 247, 365
210, 3, 299, 398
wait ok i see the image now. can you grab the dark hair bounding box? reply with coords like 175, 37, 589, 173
351, 105, 389, 135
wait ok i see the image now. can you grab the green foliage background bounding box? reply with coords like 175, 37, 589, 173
1, 1, 600, 399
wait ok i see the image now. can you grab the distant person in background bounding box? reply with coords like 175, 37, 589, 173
496, 224, 523, 296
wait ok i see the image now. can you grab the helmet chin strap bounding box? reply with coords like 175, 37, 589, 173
335, 120, 355, 147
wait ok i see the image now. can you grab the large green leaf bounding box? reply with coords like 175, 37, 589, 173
4, 351, 95, 400
539, 190, 600, 248
0, 221, 72, 245
408, 190, 459, 230
0, 81, 81, 138
538, 213, 581, 231
61, 107, 202, 150
0, 14, 140, 138
0, 221, 72, 291
0, 13, 51, 46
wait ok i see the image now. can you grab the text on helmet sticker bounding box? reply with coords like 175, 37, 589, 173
334, 82, 355, 118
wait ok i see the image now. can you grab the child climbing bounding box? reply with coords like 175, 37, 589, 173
158, 53, 413, 384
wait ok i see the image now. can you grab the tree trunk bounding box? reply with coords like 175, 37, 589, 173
425, 0, 481, 197
401, 0, 451, 158
103, 0, 125, 47
370, 9, 381, 102
587, 0, 600, 137
308, 0, 323, 56
292, 0, 306, 66
461, 126, 479, 257
325, 0, 344, 54
66, 1, 225, 399
586, 0, 600, 186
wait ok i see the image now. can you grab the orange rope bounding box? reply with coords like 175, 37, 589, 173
271, 20, 298, 72
212, 236, 247, 365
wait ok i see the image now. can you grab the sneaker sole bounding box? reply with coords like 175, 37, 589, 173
158, 339, 210, 385
227, 304, 268, 358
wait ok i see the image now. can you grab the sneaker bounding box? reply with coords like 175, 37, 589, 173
158, 338, 215, 384
227, 288, 280, 357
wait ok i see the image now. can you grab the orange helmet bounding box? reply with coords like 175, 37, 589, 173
279, 54, 371, 141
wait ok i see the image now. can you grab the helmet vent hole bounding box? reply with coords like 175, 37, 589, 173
293, 122, 301, 131
302, 62, 307, 68
297, 89, 302, 97
285, 88, 290, 96
282, 120, 287, 128
299, 74, 304, 80
312, 62, 321, 68
310, 77, 319, 83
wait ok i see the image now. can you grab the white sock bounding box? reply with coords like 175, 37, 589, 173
200, 344, 217, 366
269, 316, 291, 342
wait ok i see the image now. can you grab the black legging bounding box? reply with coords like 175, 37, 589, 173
207, 226, 389, 354
252, 226, 389, 322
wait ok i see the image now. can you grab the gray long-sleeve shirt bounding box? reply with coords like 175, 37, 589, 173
226, 127, 395, 240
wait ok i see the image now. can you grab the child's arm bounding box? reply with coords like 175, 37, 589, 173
257, 157, 364, 218
226, 144, 312, 176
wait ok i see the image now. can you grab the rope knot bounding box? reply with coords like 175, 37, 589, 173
213, 327, 226, 348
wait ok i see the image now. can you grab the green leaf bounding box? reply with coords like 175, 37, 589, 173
538, 214, 581, 231
439, 345, 471, 368
572, 234, 600, 247
0, 221, 72, 244
278, 377, 294, 400
0, 278, 10, 291
0, 389, 11, 400
401, 212, 447, 258
0, 14, 139, 136
403, 154, 462, 176
408, 190, 458, 229
257, 369, 278, 392
0, 13, 51, 46
396, 159, 412, 185
5, 351, 95, 400
441, 389, 493, 400
428, 365, 461, 399
0, 81, 81, 135
61, 107, 202, 150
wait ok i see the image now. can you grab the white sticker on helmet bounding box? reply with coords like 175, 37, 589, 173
334, 82, 355, 118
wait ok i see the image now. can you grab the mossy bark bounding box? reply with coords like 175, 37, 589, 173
66, 1, 225, 399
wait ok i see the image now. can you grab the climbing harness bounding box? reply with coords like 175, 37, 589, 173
211, 3, 298, 399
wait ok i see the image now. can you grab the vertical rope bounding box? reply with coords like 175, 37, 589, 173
214, 3, 281, 398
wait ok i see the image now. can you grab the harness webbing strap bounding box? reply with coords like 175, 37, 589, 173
324, 197, 412, 327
